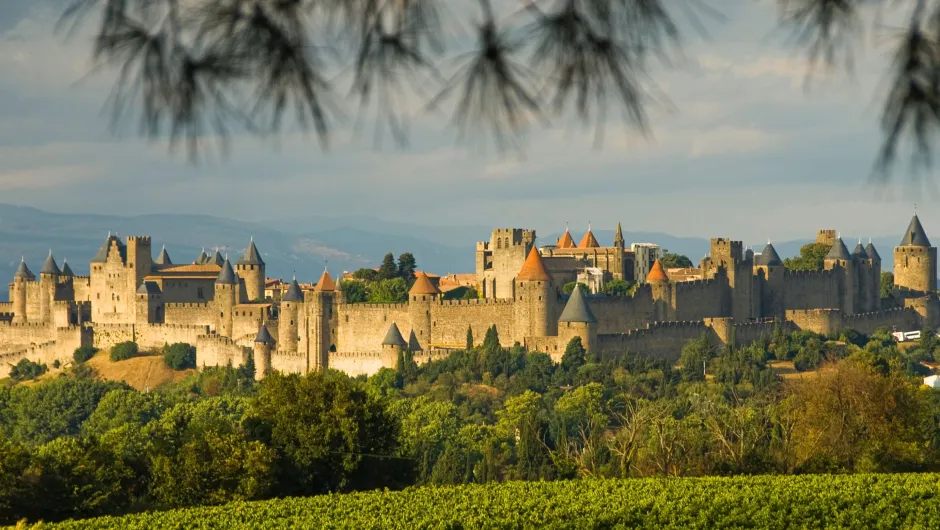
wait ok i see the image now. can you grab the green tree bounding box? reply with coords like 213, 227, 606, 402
73, 346, 98, 364
562, 282, 590, 295
784, 242, 832, 272
245, 371, 407, 496
378, 253, 398, 281
369, 277, 409, 303
604, 279, 634, 296
81, 389, 165, 436
660, 253, 693, 268
340, 280, 368, 303
679, 334, 716, 381
352, 268, 378, 282
560, 337, 587, 376
881, 272, 895, 299
466, 326, 474, 351
109, 342, 139, 362
9, 359, 47, 383
163, 343, 197, 370
397, 253, 417, 282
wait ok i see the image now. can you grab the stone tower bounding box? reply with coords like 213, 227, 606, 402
558, 285, 598, 355
126, 236, 153, 293
309, 269, 337, 371
894, 215, 937, 296
647, 259, 672, 321
12, 259, 34, 324
236, 238, 265, 302
866, 240, 882, 308
135, 281, 162, 324
253, 323, 275, 380
514, 247, 556, 342
851, 240, 874, 313
381, 322, 407, 369
704, 238, 753, 321
824, 237, 855, 314
613, 222, 625, 250
279, 278, 303, 354
39, 252, 60, 324
754, 242, 784, 318
215, 259, 238, 338
477, 228, 536, 299
409, 271, 441, 348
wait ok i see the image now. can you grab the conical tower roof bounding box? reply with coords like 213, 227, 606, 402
14, 260, 34, 280
282, 278, 304, 302
825, 237, 852, 261
155, 246, 172, 265
755, 242, 783, 266
408, 330, 423, 351
61, 260, 74, 277
254, 324, 275, 344
237, 238, 265, 266
557, 227, 575, 249
559, 284, 597, 323
209, 251, 224, 267
852, 240, 868, 259
41, 253, 60, 275
382, 323, 407, 347
578, 226, 600, 248
409, 271, 441, 295
614, 222, 625, 246
215, 259, 238, 285
91, 235, 125, 263
866, 240, 881, 262
646, 260, 669, 282
314, 269, 336, 292
195, 249, 208, 265
517, 247, 552, 281
900, 215, 931, 247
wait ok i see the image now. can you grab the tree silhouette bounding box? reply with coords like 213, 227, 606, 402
58, 0, 940, 177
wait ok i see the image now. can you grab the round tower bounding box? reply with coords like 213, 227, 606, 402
514, 247, 555, 341
39, 252, 60, 324
235, 238, 266, 302
12, 259, 34, 324
381, 322, 407, 369
279, 278, 303, 354
558, 285, 598, 356
214, 259, 238, 338
408, 271, 440, 347
647, 259, 672, 321
894, 215, 937, 296
310, 269, 337, 371
253, 323, 275, 380
824, 236, 856, 313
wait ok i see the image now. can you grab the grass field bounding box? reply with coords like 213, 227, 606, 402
23, 473, 940, 529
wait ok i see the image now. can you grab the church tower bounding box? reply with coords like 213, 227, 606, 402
894, 214, 937, 296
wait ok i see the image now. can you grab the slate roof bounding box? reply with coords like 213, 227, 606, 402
408, 330, 423, 351
382, 323, 407, 347
41, 253, 60, 275
825, 237, 852, 261
755, 243, 783, 266
900, 215, 931, 247
866, 241, 882, 262
282, 278, 304, 302
254, 324, 275, 344
155, 247, 172, 265
236, 238, 264, 266
215, 259, 238, 285
61, 260, 74, 277
194, 249, 208, 265
559, 284, 597, 323
852, 241, 868, 259
91, 236, 126, 263
136, 281, 161, 295
14, 260, 34, 280
209, 251, 224, 267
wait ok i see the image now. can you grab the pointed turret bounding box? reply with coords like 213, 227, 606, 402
900, 214, 931, 247
237, 237, 265, 266
14, 259, 34, 280
314, 269, 336, 292
382, 323, 407, 347
866, 240, 881, 262
852, 240, 868, 260
614, 222, 625, 248
578, 223, 600, 249
559, 284, 597, 323
155, 246, 172, 265
209, 250, 224, 267
409, 271, 441, 296
282, 277, 304, 302
61, 259, 74, 277
825, 237, 852, 261
557, 225, 575, 249
91, 234, 125, 263
41, 252, 60, 276
646, 259, 669, 282
254, 324, 275, 344
408, 330, 423, 352
516, 247, 552, 281
755, 242, 783, 266
195, 248, 208, 265
215, 259, 238, 285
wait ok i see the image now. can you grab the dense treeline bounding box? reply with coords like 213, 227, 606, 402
2, 325, 940, 524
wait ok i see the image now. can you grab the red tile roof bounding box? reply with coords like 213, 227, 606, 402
517, 247, 552, 281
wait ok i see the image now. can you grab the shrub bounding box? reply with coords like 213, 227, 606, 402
73, 345, 98, 364
164, 343, 197, 370
9, 359, 47, 382
110, 342, 139, 362
53, 360, 61, 369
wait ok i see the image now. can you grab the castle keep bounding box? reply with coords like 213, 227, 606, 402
1, 216, 937, 378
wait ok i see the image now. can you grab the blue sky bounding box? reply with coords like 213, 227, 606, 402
0, 0, 936, 244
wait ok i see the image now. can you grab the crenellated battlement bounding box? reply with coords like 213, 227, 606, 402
338, 302, 408, 310
439, 298, 513, 307
329, 351, 383, 359
165, 302, 210, 309
783, 268, 835, 279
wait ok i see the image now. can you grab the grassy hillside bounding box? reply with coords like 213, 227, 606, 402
25, 473, 940, 529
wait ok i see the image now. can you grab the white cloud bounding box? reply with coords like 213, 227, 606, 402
689, 126, 781, 158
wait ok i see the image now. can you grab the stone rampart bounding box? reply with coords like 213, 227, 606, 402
196, 334, 249, 369
674, 278, 726, 320
164, 302, 213, 326
596, 321, 712, 363
782, 269, 837, 310
431, 300, 515, 348
334, 303, 410, 353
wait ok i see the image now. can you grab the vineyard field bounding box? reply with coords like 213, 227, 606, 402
25, 473, 940, 529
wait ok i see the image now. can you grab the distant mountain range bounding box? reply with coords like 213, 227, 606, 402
0, 203, 905, 302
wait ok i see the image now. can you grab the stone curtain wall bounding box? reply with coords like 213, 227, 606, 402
431, 299, 515, 348
334, 303, 410, 353
196, 335, 249, 368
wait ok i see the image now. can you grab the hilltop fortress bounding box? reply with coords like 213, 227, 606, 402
0, 216, 937, 378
